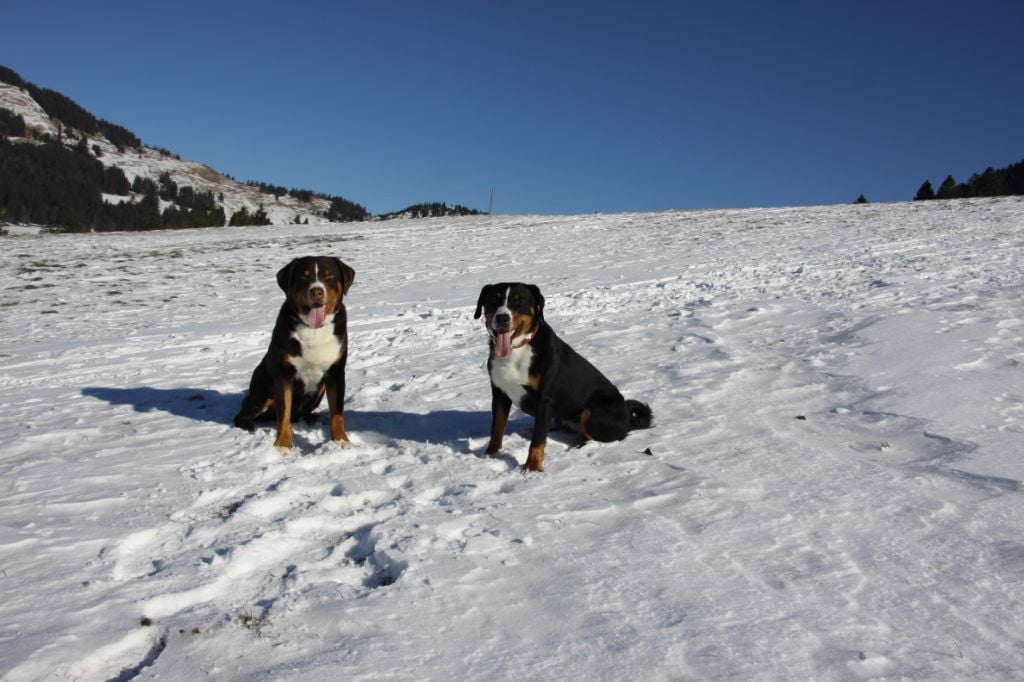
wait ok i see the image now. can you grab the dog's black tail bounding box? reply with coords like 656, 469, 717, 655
626, 400, 653, 431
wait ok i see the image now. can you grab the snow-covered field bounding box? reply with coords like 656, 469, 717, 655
2, 198, 1023, 680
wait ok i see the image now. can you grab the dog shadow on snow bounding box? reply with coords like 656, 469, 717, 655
345, 409, 486, 454
82, 386, 551, 458
82, 386, 243, 425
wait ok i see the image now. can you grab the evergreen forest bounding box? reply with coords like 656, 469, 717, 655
914, 159, 1024, 201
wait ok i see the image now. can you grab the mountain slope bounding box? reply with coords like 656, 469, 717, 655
0, 78, 354, 227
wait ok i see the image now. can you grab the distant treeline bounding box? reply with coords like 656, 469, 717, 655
0, 132, 366, 231
246, 180, 369, 222
914, 159, 1024, 201
378, 202, 482, 220
0, 138, 227, 231
1, 66, 141, 150
145, 172, 228, 229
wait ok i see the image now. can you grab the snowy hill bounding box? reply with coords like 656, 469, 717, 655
2, 198, 1023, 679
0, 80, 334, 226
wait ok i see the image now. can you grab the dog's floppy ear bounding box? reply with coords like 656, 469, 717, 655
333, 258, 355, 295
474, 284, 494, 319
527, 284, 545, 321
276, 258, 299, 293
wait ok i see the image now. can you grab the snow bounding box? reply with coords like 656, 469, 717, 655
2, 197, 1023, 680
0, 83, 58, 140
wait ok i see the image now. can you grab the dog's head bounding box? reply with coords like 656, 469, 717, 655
474, 282, 544, 358
277, 256, 355, 329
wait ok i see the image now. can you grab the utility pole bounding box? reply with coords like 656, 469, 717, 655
488, 187, 495, 215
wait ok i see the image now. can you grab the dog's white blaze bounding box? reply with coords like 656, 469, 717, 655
290, 318, 341, 394
309, 262, 326, 297
494, 286, 512, 323
490, 342, 533, 407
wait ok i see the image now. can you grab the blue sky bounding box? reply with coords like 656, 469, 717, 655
3, 1, 1022, 215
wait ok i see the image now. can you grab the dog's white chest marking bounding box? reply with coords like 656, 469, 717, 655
490, 343, 533, 406
290, 318, 341, 394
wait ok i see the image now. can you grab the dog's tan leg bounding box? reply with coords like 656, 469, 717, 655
274, 383, 294, 450
578, 408, 595, 443
327, 388, 349, 442
485, 405, 510, 455
485, 413, 508, 455
523, 443, 545, 472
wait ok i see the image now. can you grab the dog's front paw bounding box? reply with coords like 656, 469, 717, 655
522, 444, 545, 472
329, 416, 349, 443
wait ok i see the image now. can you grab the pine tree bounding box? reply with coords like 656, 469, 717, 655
158, 172, 178, 202
972, 167, 1006, 197
103, 166, 131, 195
229, 207, 252, 227
936, 175, 960, 200
137, 188, 161, 230
0, 108, 27, 137
914, 180, 935, 201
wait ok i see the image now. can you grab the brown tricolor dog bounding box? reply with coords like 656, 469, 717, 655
475, 282, 652, 471
234, 256, 355, 449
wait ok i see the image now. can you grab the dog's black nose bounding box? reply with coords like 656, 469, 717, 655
493, 313, 511, 329
310, 287, 326, 303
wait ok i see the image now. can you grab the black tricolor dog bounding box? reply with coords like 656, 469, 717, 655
234, 256, 355, 449
474, 282, 652, 471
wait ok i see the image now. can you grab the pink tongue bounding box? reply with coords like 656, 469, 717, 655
308, 307, 326, 329
495, 331, 512, 358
